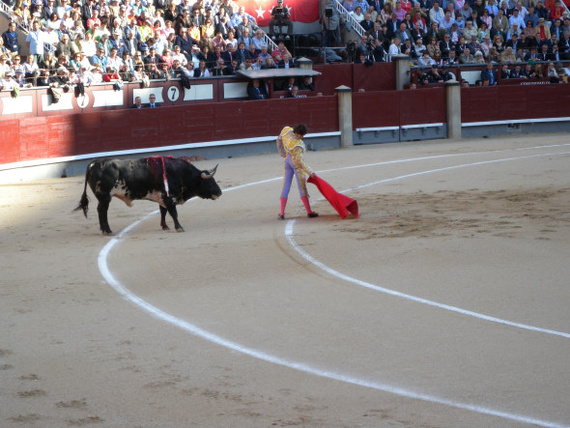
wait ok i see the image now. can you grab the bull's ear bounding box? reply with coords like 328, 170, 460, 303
201, 164, 218, 179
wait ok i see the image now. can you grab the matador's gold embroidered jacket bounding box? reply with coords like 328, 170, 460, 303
279, 126, 314, 176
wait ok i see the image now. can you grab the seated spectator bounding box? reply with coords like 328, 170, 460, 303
459, 46, 476, 63
199, 45, 216, 69
247, 43, 259, 61
193, 59, 210, 77
286, 85, 307, 98
418, 51, 436, 66
102, 66, 121, 83
90, 46, 109, 70
239, 57, 254, 71
40, 51, 58, 74
21, 55, 39, 85
172, 45, 188, 66
509, 64, 524, 78
0, 53, 10, 77
555, 62, 568, 82
252, 29, 268, 52
535, 18, 551, 43
147, 62, 165, 79
480, 61, 497, 85
426, 64, 444, 82
211, 57, 230, 75
263, 57, 278, 69
147, 93, 160, 107
131, 95, 143, 108
119, 62, 136, 81
252, 56, 264, 70
538, 43, 551, 61
247, 79, 268, 99
81, 32, 97, 58
388, 37, 402, 61
439, 33, 455, 60
426, 36, 441, 61
226, 59, 239, 75
143, 46, 161, 71
546, 61, 560, 82
271, 41, 290, 63
500, 46, 517, 62
521, 63, 536, 78
560, 32, 570, 60
499, 63, 510, 78
298, 76, 315, 91
0, 70, 19, 91
474, 50, 486, 62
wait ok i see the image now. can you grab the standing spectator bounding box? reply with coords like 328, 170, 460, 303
26, 20, 47, 63
3, 22, 20, 59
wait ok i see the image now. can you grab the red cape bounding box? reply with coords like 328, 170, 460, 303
307, 175, 359, 219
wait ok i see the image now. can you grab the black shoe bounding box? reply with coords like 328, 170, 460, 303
307, 212, 319, 218
278, 214, 285, 220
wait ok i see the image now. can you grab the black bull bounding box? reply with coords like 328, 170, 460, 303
75, 156, 222, 235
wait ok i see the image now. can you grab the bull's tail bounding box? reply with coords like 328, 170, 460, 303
74, 164, 91, 218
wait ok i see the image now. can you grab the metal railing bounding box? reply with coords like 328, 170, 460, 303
264, 33, 278, 51
333, 0, 364, 38
0, 2, 30, 33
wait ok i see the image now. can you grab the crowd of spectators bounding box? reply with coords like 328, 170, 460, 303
340, 0, 570, 80
0, 0, 303, 92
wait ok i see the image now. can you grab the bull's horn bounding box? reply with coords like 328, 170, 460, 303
201, 164, 218, 179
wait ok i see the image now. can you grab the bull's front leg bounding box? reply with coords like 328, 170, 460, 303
159, 206, 170, 231
96, 194, 113, 235
164, 196, 184, 232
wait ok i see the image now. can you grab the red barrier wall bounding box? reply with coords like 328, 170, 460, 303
1, 96, 338, 164
461, 83, 570, 123
352, 88, 447, 129
313, 62, 396, 94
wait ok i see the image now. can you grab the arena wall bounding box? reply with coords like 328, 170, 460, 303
1, 62, 570, 184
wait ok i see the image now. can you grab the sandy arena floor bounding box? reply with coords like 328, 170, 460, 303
1, 135, 569, 427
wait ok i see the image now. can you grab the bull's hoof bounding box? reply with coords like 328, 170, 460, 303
162, 225, 170, 231
102, 231, 114, 236
176, 227, 185, 233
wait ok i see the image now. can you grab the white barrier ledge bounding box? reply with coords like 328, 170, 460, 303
401, 123, 444, 130
463, 117, 570, 127
356, 126, 399, 132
